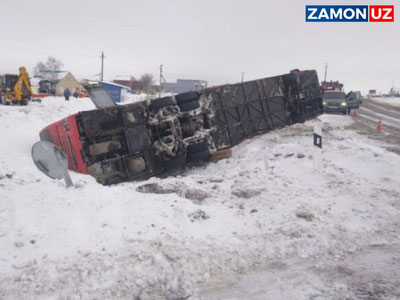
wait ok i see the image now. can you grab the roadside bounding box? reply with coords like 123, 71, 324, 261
348, 98, 400, 155
199, 244, 400, 300
197, 113, 400, 300
358, 99, 400, 129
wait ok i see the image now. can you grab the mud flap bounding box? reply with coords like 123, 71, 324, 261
162, 155, 186, 171
187, 149, 211, 163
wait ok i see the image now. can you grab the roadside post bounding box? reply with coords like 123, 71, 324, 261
313, 123, 322, 170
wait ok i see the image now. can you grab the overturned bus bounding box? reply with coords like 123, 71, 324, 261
39, 69, 323, 185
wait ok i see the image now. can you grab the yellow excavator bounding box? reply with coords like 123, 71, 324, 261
0, 67, 33, 105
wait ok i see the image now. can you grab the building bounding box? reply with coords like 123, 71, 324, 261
113, 79, 142, 92
162, 79, 208, 94
102, 82, 130, 103
113, 79, 160, 94
53, 72, 83, 96
368, 89, 377, 97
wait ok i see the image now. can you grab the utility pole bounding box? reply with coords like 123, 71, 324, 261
241, 72, 244, 83
130, 76, 133, 92
390, 80, 395, 94
100, 51, 105, 82
159, 64, 166, 97
324, 63, 328, 82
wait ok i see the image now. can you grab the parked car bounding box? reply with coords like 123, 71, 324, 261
346, 91, 362, 112
39, 69, 324, 185
322, 91, 349, 115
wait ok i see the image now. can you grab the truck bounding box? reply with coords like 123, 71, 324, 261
39, 69, 323, 185
320, 80, 343, 93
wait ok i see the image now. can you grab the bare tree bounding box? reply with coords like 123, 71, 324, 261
33, 56, 64, 80
139, 73, 154, 93
33, 62, 46, 78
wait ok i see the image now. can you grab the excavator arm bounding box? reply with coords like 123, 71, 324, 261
12, 67, 33, 101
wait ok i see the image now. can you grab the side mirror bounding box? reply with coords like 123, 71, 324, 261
32, 141, 73, 187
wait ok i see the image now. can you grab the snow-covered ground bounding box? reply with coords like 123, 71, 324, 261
124, 93, 151, 104
370, 96, 400, 108
123, 92, 175, 104
0, 98, 399, 299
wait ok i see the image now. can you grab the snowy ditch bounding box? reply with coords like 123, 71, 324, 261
0, 98, 400, 299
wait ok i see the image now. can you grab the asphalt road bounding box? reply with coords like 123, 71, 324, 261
357, 98, 400, 130
346, 98, 400, 155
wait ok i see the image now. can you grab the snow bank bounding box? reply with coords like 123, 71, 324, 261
318, 113, 354, 127
1, 100, 399, 299
123, 93, 150, 104
123, 92, 175, 104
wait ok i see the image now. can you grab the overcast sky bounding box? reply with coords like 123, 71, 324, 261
0, 0, 398, 93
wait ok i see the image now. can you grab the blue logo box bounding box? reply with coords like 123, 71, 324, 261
306, 5, 369, 22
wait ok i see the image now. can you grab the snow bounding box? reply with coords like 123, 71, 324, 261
370, 96, 400, 108
1, 98, 400, 299
123, 93, 150, 104
123, 92, 176, 104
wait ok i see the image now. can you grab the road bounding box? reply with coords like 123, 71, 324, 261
347, 98, 400, 155
357, 98, 400, 130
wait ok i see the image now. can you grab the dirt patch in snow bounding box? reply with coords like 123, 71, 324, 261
137, 181, 210, 203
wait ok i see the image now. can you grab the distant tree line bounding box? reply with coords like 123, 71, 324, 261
138, 73, 154, 93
